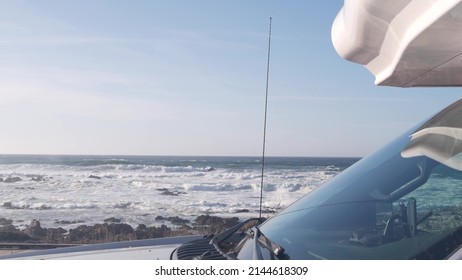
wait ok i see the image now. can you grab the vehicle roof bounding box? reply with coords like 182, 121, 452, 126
332, 0, 462, 87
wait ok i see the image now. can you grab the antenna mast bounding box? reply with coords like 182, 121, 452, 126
259, 17, 272, 219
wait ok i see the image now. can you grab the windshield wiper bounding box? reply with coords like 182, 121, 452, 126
210, 218, 263, 245
250, 227, 285, 259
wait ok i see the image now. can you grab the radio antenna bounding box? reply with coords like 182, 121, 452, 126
259, 17, 272, 219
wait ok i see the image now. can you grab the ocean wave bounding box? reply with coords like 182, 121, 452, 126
0, 155, 353, 230
77, 158, 131, 166
183, 184, 253, 192
190, 200, 228, 207
56, 203, 99, 209
0, 162, 213, 175
2, 201, 53, 210
113, 202, 134, 209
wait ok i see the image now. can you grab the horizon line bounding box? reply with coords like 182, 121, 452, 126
0, 153, 363, 159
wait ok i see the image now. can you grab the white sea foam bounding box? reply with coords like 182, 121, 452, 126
0, 157, 350, 230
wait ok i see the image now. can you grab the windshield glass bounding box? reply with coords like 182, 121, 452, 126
250, 99, 462, 260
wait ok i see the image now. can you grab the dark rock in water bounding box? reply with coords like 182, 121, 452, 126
204, 166, 215, 172
88, 175, 101, 179
169, 216, 190, 225
4, 176, 22, 183
0, 217, 13, 226
155, 215, 166, 221
160, 190, 179, 196
55, 220, 85, 225
104, 217, 121, 223
160, 190, 186, 196
261, 208, 277, 214
2, 202, 30, 210
30, 175, 47, 182
235, 209, 250, 213
2, 202, 14, 209
156, 188, 186, 196
154, 216, 189, 225
14, 187, 36, 190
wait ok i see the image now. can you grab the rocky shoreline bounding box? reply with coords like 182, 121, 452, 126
0, 215, 240, 245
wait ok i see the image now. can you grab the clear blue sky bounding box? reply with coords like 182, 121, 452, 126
1, 0, 461, 157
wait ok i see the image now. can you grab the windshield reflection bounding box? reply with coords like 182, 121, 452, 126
245, 99, 462, 259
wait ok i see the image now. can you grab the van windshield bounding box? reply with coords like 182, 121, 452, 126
239, 99, 462, 260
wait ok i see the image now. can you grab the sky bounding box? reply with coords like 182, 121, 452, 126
1, 0, 461, 157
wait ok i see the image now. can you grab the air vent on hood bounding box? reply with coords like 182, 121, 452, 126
171, 237, 228, 260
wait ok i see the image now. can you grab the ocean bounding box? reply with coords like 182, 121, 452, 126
0, 155, 359, 230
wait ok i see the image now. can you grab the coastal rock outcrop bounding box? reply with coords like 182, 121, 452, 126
23, 219, 66, 242
0, 231, 35, 242
134, 224, 170, 239
1, 219, 37, 242
0, 215, 243, 245
155, 216, 190, 225
194, 215, 239, 233
68, 223, 136, 243
104, 217, 121, 223
23, 219, 47, 238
